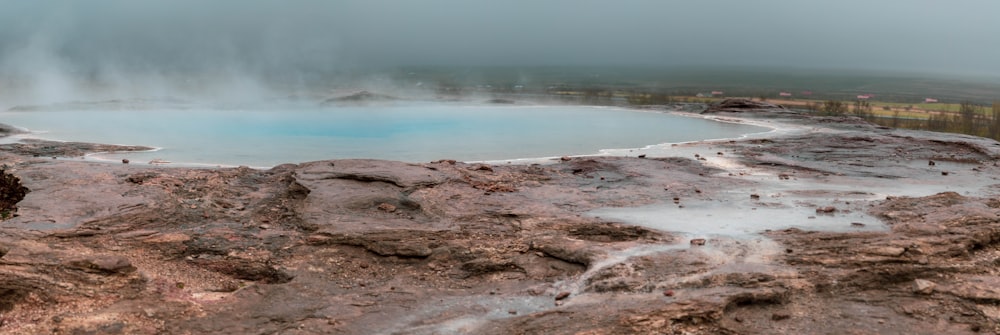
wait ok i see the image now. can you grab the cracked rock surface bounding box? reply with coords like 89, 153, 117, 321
2, 110, 1000, 334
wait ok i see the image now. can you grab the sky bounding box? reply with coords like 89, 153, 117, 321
1, 0, 998, 101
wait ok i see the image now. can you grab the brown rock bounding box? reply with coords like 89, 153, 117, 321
913, 279, 936, 294
690, 238, 706, 246
377, 203, 397, 212
67, 255, 135, 274
816, 206, 837, 214
560, 156, 572, 161
555, 291, 571, 300
122, 159, 129, 164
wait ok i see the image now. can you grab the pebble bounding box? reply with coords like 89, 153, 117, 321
690, 238, 706, 246
554, 291, 570, 300
122, 159, 129, 164
913, 279, 936, 294
663, 290, 675, 297
815, 206, 837, 213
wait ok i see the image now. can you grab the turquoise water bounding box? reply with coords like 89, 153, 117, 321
1, 102, 768, 166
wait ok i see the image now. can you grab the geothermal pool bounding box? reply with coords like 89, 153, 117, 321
1, 102, 769, 166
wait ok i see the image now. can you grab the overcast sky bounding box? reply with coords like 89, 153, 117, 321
1, 0, 998, 84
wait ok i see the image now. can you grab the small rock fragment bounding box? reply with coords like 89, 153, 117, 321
663, 290, 675, 297
377, 203, 397, 212
771, 313, 791, 321
122, 159, 129, 164
690, 238, 706, 246
560, 156, 571, 161
816, 206, 837, 214
928, 160, 936, 166
851, 222, 865, 227
913, 279, 936, 294
637, 154, 646, 158
941, 171, 949, 176
554, 291, 570, 301
750, 194, 760, 200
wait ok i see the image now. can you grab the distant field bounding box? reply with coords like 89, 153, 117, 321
394, 65, 1000, 105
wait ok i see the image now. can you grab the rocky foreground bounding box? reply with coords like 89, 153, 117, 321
2, 107, 1000, 334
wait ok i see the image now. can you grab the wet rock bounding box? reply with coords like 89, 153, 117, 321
690, 238, 707, 246
913, 279, 936, 294
560, 156, 572, 161
121, 159, 129, 164
815, 206, 837, 214
750, 194, 760, 200
928, 160, 936, 166
555, 291, 570, 301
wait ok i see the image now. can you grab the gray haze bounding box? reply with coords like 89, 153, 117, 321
1, 0, 999, 102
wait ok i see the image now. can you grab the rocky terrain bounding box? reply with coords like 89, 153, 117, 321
1, 106, 1000, 334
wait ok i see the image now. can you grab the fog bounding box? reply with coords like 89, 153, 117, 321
2, 0, 998, 104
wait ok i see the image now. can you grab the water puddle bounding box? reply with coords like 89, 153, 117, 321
374, 295, 553, 335
590, 190, 885, 237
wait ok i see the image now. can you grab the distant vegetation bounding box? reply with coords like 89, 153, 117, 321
392, 66, 1000, 141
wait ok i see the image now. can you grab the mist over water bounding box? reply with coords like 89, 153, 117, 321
2, 1, 998, 107
0, 1, 996, 165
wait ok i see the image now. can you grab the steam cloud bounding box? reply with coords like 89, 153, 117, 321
1, 0, 998, 105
